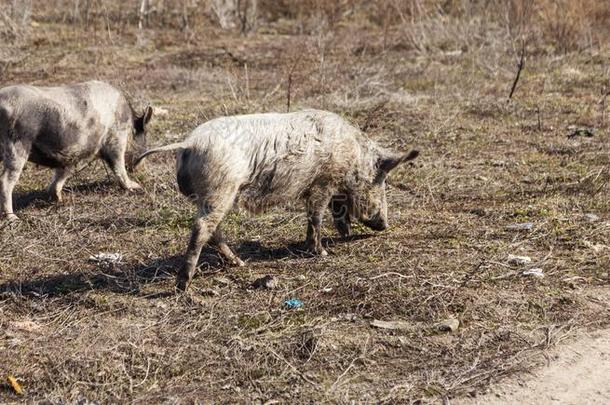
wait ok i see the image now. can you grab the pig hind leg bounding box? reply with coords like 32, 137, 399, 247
47, 167, 72, 202
0, 141, 29, 220
177, 189, 239, 291
101, 137, 141, 191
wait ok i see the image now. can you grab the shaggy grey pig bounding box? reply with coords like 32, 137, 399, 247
0, 80, 153, 220
136, 109, 418, 291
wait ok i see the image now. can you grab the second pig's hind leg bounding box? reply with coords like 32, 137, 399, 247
47, 167, 72, 202
100, 137, 141, 191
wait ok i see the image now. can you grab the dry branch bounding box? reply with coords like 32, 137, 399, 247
508, 42, 526, 100
286, 60, 298, 112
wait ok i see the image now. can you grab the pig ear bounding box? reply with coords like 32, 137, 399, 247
134, 106, 153, 133
142, 105, 153, 125
378, 149, 419, 173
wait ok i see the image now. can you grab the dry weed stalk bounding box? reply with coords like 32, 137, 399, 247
507, 41, 526, 100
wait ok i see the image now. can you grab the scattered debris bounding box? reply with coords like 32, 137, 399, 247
370, 319, 418, 331
7, 375, 23, 395
562, 276, 586, 282
200, 288, 220, 297
583, 213, 600, 223
321, 287, 333, 293
469, 208, 487, 217
10, 320, 41, 332
506, 222, 534, 231
523, 268, 544, 278
213, 276, 232, 286
435, 317, 460, 333
508, 254, 532, 265
583, 240, 607, 252
443, 49, 463, 57
295, 329, 319, 360
252, 275, 277, 290
331, 313, 359, 322
567, 126, 594, 138
153, 106, 169, 116
283, 298, 304, 309
296, 274, 307, 281
88, 252, 122, 265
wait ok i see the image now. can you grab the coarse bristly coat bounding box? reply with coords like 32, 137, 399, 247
136, 109, 419, 291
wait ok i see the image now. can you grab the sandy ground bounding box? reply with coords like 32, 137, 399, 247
459, 329, 610, 405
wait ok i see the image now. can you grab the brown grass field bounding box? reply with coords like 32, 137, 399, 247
1, 1, 609, 403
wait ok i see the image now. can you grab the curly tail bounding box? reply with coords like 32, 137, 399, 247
133, 142, 186, 169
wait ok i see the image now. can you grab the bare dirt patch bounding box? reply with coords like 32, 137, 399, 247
460, 327, 610, 405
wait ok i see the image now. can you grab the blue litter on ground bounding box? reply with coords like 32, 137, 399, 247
284, 298, 304, 309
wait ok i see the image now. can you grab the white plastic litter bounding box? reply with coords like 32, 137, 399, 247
88, 252, 123, 264
583, 213, 600, 223
523, 268, 544, 278
508, 254, 532, 265
506, 222, 534, 231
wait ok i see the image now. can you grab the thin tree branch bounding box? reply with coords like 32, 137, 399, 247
508, 41, 526, 101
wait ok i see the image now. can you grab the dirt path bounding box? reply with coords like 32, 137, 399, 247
459, 329, 610, 405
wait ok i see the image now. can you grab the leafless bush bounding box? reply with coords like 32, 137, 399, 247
500, 0, 534, 41
257, 0, 363, 34
386, 0, 610, 55
0, 0, 31, 43
395, 3, 498, 53
536, 0, 600, 54
211, 0, 258, 34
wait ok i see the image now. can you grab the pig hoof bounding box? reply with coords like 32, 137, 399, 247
4, 213, 20, 222
128, 183, 142, 192
339, 229, 352, 238
306, 246, 328, 256
175, 277, 190, 292
233, 258, 246, 267
48, 192, 63, 203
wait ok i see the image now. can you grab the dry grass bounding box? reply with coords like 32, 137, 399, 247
1, 1, 610, 403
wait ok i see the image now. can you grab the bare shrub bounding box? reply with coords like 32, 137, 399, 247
258, 0, 363, 34
211, 0, 258, 33
394, 2, 499, 53
387, 0, 610, 55
0, 0, 32, 43
535, 0, 610, 53
500, 0, 534, 41
537, 0, 590, 54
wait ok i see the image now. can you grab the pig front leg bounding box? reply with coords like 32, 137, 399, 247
209, 225, 245, 267
329, 194, 352, 238
305, 193, 332, 256
0, 141, 28, 221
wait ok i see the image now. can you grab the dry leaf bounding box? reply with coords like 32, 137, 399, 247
7, 375, 23, 395
370, 319, 419, 332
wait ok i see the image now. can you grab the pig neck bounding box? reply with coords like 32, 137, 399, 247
341, 138, 379, 193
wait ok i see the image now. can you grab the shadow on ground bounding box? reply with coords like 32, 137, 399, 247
13, 180, 123, 213
0, 234, 374, 298
13, 190, 53, 211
